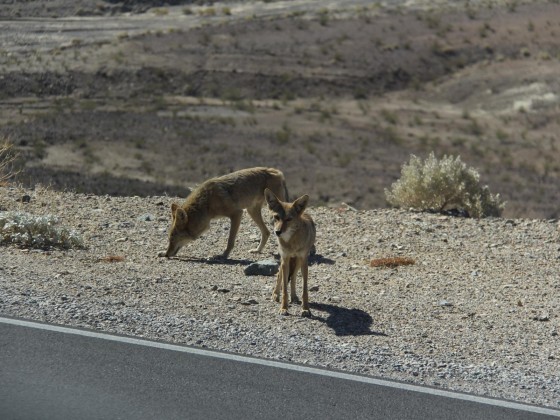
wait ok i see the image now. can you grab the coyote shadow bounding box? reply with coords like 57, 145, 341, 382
271, 252, 335, 266
310, 302, 386, 337
309, 253, 335, 265
173, 256, 254, 266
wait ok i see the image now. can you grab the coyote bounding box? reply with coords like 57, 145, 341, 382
161, 167, 288, 259
265, 188, 316, 317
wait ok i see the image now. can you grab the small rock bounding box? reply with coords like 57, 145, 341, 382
309, 286, 319, 292
533, 313, 550, 322
244, 260, 279, 276
241, 299, 259, 305
19, 194, 31, 203
439, 300, 453, 307
137, 213, 155, 222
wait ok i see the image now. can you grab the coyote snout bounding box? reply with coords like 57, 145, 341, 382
162, 203, 195, 258
265, 188, 316, 317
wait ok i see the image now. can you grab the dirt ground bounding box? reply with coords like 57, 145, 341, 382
1, 0, 559, 218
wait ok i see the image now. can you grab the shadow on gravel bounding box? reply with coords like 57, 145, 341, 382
173, 256, 254, 266
269, 252, 335, 265
310, 303, 386, 337
309, 253, 335, 265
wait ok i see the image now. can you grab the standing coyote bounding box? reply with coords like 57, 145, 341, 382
161, 167, 288, 259
265, 188, 316, 317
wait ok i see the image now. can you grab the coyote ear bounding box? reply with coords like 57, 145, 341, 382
171, 203, 179, 218
175, 207, 188, 224
293, 194, 309, 215
264, 188, 281, 211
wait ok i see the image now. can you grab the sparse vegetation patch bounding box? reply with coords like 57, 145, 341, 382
370, 256, 415, 268
0, 211, 84, 249
0, 140, 18, 186
385, 152, 505, 218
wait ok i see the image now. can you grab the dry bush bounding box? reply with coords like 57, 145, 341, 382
370, 257, 415, 268
385, 152, 505, 218
0, 211, 84, 250
0, 140, 18, 186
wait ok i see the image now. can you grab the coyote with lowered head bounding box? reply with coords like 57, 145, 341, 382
161, 167, 288, 259
265, 188, 316, 317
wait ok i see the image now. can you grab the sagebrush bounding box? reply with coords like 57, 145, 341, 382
385, 153, 505, 218
0, 140, 18, 186
0, 211, 84, 249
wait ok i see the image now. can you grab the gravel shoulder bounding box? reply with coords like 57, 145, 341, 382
1, 186, 559, 409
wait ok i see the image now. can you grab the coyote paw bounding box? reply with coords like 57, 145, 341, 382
279, 308, 289, 316
157, 251, 168, 258
301, 309, 311, 318
249, 247, 262, 254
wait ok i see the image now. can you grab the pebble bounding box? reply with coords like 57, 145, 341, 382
137, 213, 155, 222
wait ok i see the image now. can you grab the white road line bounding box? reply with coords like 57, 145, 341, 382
2, 316, 559, 417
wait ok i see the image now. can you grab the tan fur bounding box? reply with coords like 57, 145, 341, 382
265, 188, 316, 317
160, 167, 288, 259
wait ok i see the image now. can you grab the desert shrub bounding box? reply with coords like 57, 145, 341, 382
0, 140, 18, 186
370, 257, 415, 268
385, 152, 505, 218
0, 211, 84, 249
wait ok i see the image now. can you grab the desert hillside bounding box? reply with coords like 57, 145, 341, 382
0, 0, 559, 218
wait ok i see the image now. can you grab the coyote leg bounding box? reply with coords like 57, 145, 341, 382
272, 265, 282, 303
289, 258, 301, 304
220, 210, 242, 259
247, 205, 270, 253
279, 258, 289, 315
301, 259, 311, 318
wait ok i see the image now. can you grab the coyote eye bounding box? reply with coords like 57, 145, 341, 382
273, 215, 280, 221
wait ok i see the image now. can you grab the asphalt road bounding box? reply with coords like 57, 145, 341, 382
0, 317, 558, 420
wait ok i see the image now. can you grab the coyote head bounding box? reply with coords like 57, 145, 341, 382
164, 203, 194, 258
264, 188, 309, 241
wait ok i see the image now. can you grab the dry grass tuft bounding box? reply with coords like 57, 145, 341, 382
0, 139, 19, 186
370, 256, 415, 268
